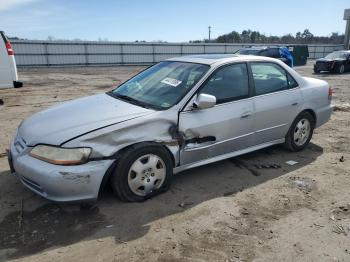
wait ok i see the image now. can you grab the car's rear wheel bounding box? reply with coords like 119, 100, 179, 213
285, 112, 315, 152
111, 144, 173, 202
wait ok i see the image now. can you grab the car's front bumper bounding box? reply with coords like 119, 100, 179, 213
315, 62, 333, 72
9, 137, 114, 202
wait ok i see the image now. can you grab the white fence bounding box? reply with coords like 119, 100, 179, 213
11, 40, 344, 67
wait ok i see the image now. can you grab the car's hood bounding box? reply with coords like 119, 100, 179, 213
18, 93, 154, 146
316, 58, 345, 62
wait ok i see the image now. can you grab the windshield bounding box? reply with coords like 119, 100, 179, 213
109, 61, 209, 110
325, 52, 348, 59
238, 49, 261, 55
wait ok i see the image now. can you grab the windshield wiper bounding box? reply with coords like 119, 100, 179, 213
111, 93, 149, 109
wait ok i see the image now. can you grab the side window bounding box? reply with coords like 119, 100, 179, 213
251, 63, 290, 95
199, 63, 249, 104
287, 73, 298, 88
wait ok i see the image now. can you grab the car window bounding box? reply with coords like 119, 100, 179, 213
199, 63, 249, 104
251, 63, 291, 95
287, 73, 298, 88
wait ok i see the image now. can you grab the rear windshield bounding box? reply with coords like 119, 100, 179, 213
325, 52, 348, 59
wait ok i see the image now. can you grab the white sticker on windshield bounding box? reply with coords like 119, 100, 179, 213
161, 77, 182, 87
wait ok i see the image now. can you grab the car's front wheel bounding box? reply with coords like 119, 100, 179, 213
337, 64, 345, 74
313, 66, 320, 74
111, 144, 173, 202
285, 112, 315, 152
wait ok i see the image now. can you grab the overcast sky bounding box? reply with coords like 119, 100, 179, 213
0, 0, 349, 42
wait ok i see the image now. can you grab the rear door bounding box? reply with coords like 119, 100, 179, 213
250, 62, 302, 145
178, 63, 255, 165
0, 31, 16, 88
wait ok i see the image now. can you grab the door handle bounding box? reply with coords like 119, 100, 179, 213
241, 112, 252, 119
291, 102, 298, 106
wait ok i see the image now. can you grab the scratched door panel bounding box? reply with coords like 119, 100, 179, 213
178, 99, 254, 165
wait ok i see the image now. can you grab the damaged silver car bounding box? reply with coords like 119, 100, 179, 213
7, 54, 332, 202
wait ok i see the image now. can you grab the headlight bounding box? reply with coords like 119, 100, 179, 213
30, 145, 91, 165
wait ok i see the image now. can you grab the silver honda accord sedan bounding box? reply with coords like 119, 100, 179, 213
7, 54, 332, 202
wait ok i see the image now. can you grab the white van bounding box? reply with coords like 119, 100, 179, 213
0, 31, 22, 88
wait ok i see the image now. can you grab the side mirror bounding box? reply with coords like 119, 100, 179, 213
193, 93, 216, 109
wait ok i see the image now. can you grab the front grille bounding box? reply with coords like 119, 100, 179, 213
317, 62, 331, 71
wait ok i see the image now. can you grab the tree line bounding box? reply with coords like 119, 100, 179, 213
190, 29, 344, 44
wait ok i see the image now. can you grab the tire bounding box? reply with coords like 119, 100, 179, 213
285, 112, 315, 152
313, 67, 320, 74
337, 64, 345, 74
111, 144, 173, 202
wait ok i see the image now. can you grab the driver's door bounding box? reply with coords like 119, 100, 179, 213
346, 54, 350, 71
178, 63, 255, 165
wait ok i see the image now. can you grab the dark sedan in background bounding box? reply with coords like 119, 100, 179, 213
237, 46, 294, 67
314, 50, 350, 74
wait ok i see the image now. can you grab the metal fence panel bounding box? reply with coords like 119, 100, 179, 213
154, 45, 181, 54
205, 45, 226, 53
11, 40, 344, 67
154, 54, 177, 62
87, 54, 122, 64
14, 42, 46, 54
15, 55, 47, 65
226, 45, 242, 53
48, 54, 86, 64
47, 44, 85, 54
87, 44, 122, 54
123, 44, 153, 54
123, 54, 153, 63
182, 45, 205, 54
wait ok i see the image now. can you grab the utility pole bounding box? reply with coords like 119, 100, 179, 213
344, 9, 350, 49
208, 26, 211, 42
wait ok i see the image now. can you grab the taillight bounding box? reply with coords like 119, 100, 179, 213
5, 41, 14, 55
328, 87, 333, 100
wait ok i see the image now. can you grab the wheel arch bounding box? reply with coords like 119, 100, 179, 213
301, 109, 317, 125
286, 109, 317, 138
98, 141, 176, 197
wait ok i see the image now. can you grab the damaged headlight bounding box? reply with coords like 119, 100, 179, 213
29, 145, 91, 165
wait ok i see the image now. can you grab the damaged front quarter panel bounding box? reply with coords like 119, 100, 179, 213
61, 110, 184, 167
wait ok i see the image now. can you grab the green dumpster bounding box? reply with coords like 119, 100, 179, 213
287, 45, 309, 66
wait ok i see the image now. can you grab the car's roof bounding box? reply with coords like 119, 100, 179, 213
166, 54, 278, 65
333, 50, 350, 53
240, 46, 267, 51
240, 46, 280, 50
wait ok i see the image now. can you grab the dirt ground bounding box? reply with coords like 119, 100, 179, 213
0, 61, 349, 262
